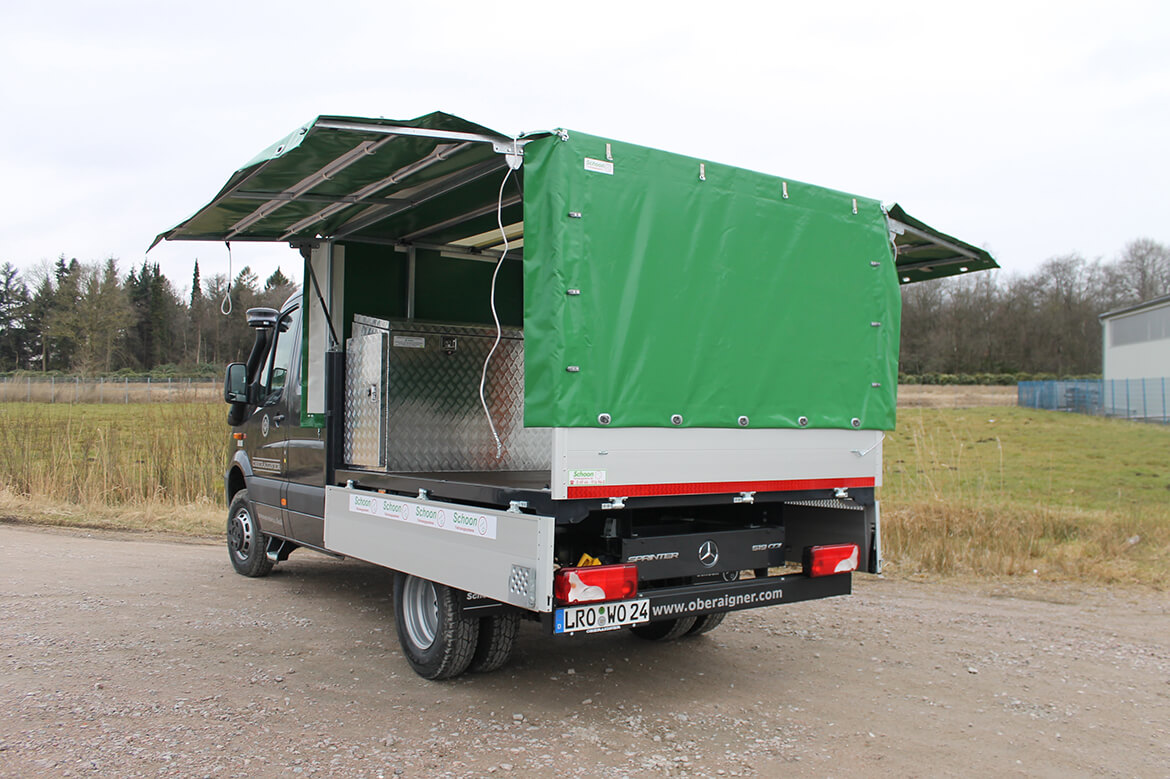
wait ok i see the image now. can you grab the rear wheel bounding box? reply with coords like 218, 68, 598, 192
629, 616, 697, 641
685, 611, 727, 636
393, 574, 480, 680
468, 612, 520, 674
227, 490, 273, 578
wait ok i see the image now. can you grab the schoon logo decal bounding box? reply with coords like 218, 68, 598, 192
346, 493, 497, 540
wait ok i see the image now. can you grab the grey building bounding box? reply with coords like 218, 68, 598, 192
1100, 294, 1170, 381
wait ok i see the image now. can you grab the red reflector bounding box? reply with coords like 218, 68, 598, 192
554, 564, 638, 604
805, 544, 860, 577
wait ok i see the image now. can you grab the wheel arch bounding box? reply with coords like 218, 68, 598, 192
225, 455, 250, 504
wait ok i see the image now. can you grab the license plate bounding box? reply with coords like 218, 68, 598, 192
554, 599, 650, 634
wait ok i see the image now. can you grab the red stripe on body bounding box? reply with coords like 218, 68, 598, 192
566, 476, 876, 499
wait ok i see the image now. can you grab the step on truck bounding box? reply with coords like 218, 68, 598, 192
153, 112, 995, 679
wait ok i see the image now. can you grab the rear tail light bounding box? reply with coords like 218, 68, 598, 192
554, 564, 638, 604
804, 543, 859, 577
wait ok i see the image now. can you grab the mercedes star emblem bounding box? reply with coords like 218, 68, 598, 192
698, 540, 719, 568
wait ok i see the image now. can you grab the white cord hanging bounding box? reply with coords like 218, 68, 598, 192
220, 241, 233, 315
478, 165, 516, 460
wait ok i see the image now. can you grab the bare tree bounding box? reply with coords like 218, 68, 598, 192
1114, 238, 1170, 303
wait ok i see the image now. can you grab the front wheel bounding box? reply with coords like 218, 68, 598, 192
227, 490, 273, 578
393, 574, 480, 680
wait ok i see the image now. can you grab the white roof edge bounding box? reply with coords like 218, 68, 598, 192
1099, 293, 1170, 321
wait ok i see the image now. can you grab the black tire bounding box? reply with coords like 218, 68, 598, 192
227, 490, 273, 578
468, 612, 520, 674
685, 611, 727, 636
629, 616, 698, 641
393, 573, 480, 680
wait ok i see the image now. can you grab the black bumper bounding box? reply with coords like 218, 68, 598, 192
543, 572, 851, 634
639, 572, 851, 621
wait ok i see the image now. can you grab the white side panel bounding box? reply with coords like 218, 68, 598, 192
1104, 339, 1170, 381
551, 427, 883, 499
331, 243, 345, 318
306, 243, 345, 416
323, 486, 555, 612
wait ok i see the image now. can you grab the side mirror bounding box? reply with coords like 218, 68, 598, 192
223, 363, 248, 403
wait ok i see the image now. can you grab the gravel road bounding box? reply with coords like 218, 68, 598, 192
2, 523, 1167, 778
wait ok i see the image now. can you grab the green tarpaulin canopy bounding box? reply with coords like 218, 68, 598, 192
155, 113, 997, 431
153, 113, 995, 286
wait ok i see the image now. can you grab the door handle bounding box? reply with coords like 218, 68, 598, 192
273, 414, 286, 428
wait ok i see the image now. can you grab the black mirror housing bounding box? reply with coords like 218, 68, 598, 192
246, 307, 279, 329
223, 363, 248, 404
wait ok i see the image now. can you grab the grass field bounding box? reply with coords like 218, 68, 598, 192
0, 403, 224, 535
883, 407, 1169, 586
0, 402, 1165, 586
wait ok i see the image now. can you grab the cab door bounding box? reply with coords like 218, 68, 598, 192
279, 306, 327, 548
246, 305, 299, 537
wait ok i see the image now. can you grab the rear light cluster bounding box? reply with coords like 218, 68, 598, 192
553, 564, 638, 604
804, 543, 860, 577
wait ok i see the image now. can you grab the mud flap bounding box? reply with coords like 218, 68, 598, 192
782, 500, 881, 574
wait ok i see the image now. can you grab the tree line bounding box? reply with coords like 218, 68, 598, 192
1, 237, 1167, 377
900, 238, 1168, 378
0, 257, 294, 375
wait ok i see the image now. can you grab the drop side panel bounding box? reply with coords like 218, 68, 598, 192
551, 427, 883, 499
323, 486, 555, 612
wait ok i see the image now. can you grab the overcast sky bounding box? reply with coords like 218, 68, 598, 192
2, 0, 1167, 295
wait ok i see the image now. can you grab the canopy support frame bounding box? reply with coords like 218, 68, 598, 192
225, 136, 396, 240
399, 193, 522, 243
278, 141, 475, 241
889, 219, 980, 262
330, 157, 507, 240
313, 119, 527, 156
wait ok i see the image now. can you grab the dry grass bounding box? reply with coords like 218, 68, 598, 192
0, 403, 224, 535
0, 378, 220, 403
0, 490, 221, 536
896, 384, 1018, 408
882, 408, 1170, 587
1, 401, 1166, 587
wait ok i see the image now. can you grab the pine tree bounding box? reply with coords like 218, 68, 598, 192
94, 259, 131, 373
265, 267, 290, 290
0, 263, 31, 370
27, 275, 54, 371
190, 259, 203, 364
46, 257, 82, 370
128, 259, 158, 370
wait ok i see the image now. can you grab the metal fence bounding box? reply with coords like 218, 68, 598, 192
0, 376, 220, 404
1018, 378, 1169, 423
